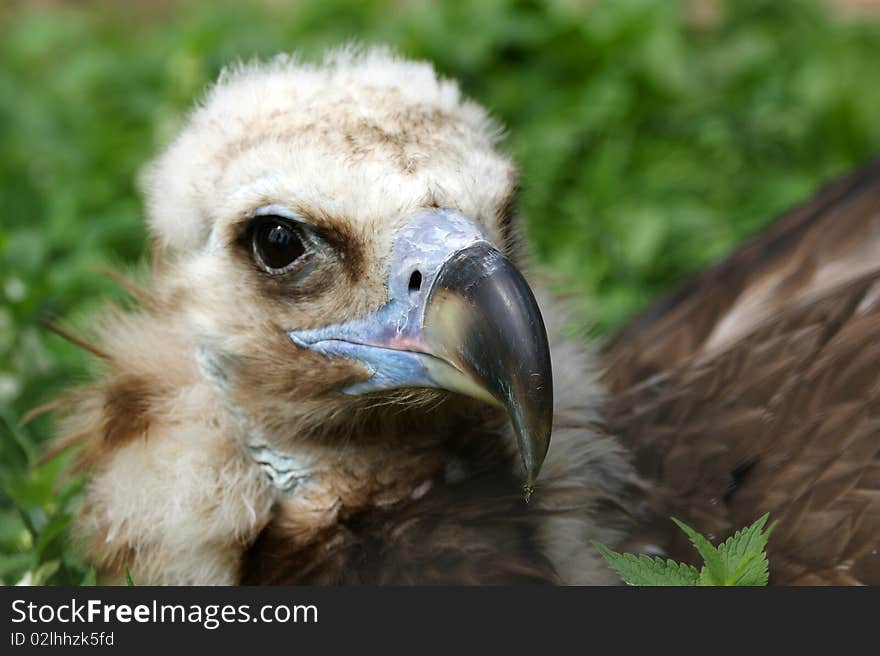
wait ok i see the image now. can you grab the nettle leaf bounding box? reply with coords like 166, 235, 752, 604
732, 549, 770, 587
671, 518, 727, 586
679, 514, 776, 586
594, 515, 776, 586
717, 514, 777, 586
592, 541, 700, 586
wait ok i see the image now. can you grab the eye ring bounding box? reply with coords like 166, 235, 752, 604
251, 216, 309, 274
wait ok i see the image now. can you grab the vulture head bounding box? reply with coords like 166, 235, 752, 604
148, 49, 553, 489
55, 48, 635, 585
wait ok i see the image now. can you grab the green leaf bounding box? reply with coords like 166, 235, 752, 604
671, 517, 727, 586
731, 549, 770, 587
592, 541, 700, 586
717, 513, 777, 586
593, 515, 776, 586
125, 567, 135, 586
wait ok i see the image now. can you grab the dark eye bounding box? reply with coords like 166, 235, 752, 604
252, 218, 307, 273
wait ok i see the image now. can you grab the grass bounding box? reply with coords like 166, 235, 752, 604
2, 0, 880, 584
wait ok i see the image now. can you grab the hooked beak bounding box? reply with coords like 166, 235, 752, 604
288, 210, 553, 486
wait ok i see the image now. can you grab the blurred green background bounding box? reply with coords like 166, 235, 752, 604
2, 0, 880, 584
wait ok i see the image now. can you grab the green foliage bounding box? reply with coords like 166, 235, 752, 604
710, 514, 776, 585
592, 543, 700, 585
595, 514, 777, 586
1, 0, 879, 584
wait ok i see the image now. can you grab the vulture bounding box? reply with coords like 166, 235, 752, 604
44, 48, 880, 585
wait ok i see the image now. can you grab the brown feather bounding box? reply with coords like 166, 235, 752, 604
95, 268, 155, 308
41, 320, 109, 360
37, 427, 90, 468
20, 397, 70, 427
241, 470, 587, 585
101, 374, 155, 448
605, 158, 880, 392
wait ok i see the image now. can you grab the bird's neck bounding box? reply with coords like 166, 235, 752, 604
241, 437, 445, 546
220, 389, 515, 548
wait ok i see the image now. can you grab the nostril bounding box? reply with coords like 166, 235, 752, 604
408, 270, 423, 294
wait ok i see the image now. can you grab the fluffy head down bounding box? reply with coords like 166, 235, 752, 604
146, 46, 517, 255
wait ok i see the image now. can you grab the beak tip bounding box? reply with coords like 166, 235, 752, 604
518, 418, 552, 489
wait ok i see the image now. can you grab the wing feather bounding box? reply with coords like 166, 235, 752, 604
604, 161, 880, 585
